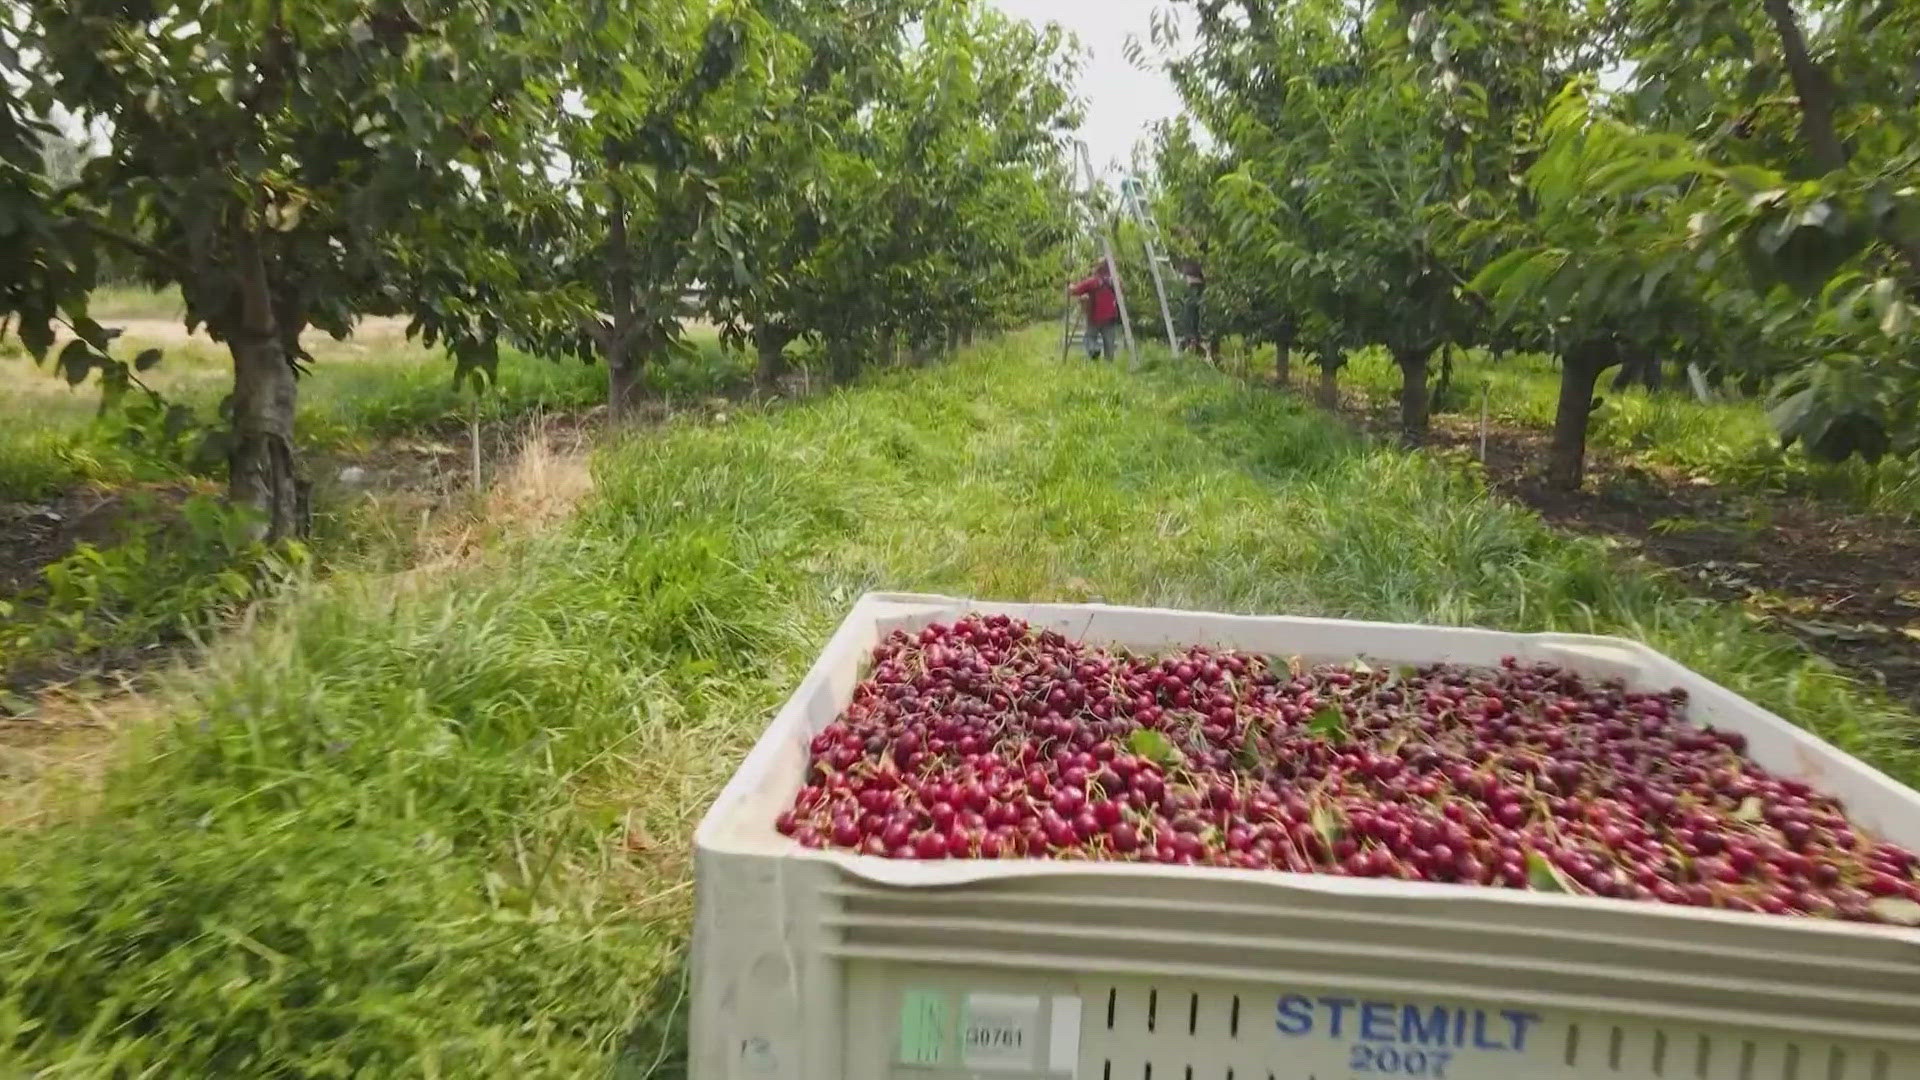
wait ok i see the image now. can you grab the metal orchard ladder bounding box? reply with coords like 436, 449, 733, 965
1058, 141, 1178, 372
1120, 173, 1180, 352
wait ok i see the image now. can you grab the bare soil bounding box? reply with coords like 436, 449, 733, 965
1330, 382, 1920, 712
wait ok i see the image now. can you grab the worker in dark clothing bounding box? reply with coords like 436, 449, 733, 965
1179, 257, 1206, 355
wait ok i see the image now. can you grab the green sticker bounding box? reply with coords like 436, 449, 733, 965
898, 989, 951, 1066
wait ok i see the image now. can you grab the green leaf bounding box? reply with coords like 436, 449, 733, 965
1869, 898, 1920, 926
1639, 260, 1673, 306
18, 315, 54, 360
1468, 247, 1535, 297
1525, 851, 1580, 893
57, 340, 93, 385
1234, 741, 1262, 771
1766, 387, 1817, 440
1309, 800, 1345, 846
1350, 658, 1373, 677
72, 318, 115, 350
97, 360, 129, 415
217, 570, 254, 598
133, 348, 164, 372
1733, 797, 1763, 823
1127, 728, 1179, 766
1308, 704, 1346, 740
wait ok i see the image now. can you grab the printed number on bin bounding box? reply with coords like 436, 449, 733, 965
966, 1021, 1024, 1054
962, 994, 1039, 1070
1277, 993, 1542, 1080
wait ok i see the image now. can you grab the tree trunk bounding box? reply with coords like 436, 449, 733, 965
1316, 347, 1340, 410
1273, 326, 1293, 387
829, 337, 860, 384
1606, 352, 1664, 394
603, 191, 642, 418
754, 327, 790, 388
229, 335, 302, 541
1610, 354, 1640, 392
1643, 353, 1664, 393
945, 325, 961, 357
229, 228, 303, 540
1549, 340, 1617, 491
607, 344, 644, 417
962, 326, 976, 347
1393, 345, 1432, 448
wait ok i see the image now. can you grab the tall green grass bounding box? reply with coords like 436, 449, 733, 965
2, 330, 1914, 1074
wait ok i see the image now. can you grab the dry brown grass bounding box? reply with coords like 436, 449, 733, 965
0, 682, 163, 829
486, 419, 598, 532
408, 415, 598, 572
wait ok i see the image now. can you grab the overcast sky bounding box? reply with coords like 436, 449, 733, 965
987, 0, 1186, 176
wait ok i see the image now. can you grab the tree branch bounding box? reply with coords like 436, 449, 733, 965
81, 219, 193, 279
580, 316, 614, 354
1759, 0, 1848, 172
1759, 0, 1920, 289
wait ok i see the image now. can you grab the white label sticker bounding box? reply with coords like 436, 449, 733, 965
1048, 995, 1082, 1076
962, 993, 1041, 1071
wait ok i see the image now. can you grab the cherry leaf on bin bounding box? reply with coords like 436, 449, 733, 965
1308, 704, 1347, 740
1309, 800, 1346, 846
1733, 796, 1764, 823
1127, 728, 1180, 766
1234, 741, 1262, 771
1525, 851, 1581, 893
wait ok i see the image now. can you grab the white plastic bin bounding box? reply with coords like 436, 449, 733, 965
690, 593, 1920, 1080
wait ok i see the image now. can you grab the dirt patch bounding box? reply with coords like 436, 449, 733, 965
0, 482, 206, 600
1336, 387, 1920, 711
0, 482, 215, 705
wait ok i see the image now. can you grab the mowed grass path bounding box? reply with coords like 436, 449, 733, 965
3, 330, 1914, 1075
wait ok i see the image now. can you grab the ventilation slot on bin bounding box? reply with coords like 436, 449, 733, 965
1086, 981, 1314, 1080
1549, 1019, 1891, 1079
1072, 977, 1905, 1080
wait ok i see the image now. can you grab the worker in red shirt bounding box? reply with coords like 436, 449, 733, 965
1068, 259, 1121, 361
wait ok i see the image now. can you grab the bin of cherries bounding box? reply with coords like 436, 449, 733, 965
776, 614, 1920, 923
